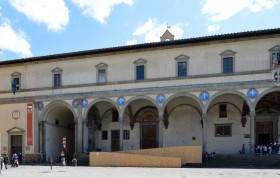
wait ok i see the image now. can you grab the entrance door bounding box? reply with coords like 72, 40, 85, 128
111, 130, 120, 152
10, 135, 22, 155
256, 122, 273, 145
141, 125, 157, 149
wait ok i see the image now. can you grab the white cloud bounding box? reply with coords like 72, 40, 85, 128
8, 0, 69, 31
72, 0, 134, 24
0, 20, 32, 57
125, 39, 138, 45
202, 0, 277, 22
131, 19, 184, 43
208, 25, 220, 32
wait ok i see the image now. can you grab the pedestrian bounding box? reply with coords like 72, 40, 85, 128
40, 152, 44, 163
18, 153, 22, 164
3, 154, 8, 169
0, 156, 3, 170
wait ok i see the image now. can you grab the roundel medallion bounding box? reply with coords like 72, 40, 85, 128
72, 99, 79, 108
117, 97, 125, 106
38, 102, 44, 110
82, 99, 88, 108
12, 110, 20, 120
247, 88, 258, 99
156, 94, 165, 104
199, 91, 209, 101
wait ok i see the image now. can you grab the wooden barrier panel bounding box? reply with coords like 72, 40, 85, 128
121, 146, 202, 164
89, 152, 181, 168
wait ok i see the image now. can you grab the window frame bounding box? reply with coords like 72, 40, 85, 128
134, 58, 147, 81
112, 109, 119, 122
51, 68, 63, 88
215, 124, 232, 137
220, 50, 236, 74
102, 131, 108, 140
11, 72, 22, 90
136, 65, 145, 80
95, 63, 108, 84
219, 104, 227, 118
174, 55, 189, 77
123, 130, 130, 140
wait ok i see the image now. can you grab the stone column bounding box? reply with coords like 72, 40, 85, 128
34, 102, 39, 154
74, 99, 84, 153
158, 110, 164, 148
119, 112, 124, 151
202, 113, 207, 153
39, 121, 46, 153
250, 111, 256, 153
82, 118, 88, 153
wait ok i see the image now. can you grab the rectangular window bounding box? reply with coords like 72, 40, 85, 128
215, 124, 232, 137
54, 73, 61, 87
223, 57, 233, 73
178, 61, 187, 77
123, 130, 130, 140
98, 69, 106, 83
136, 65, 145, 80
102, 131, 108, 140
13, 77, 20, 90
219, 104, 227, 118
112, 109, 119, 122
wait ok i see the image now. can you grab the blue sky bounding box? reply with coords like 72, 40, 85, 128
0, 0, 279, 61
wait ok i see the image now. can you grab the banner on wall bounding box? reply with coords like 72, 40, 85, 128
27, 103, 33, 146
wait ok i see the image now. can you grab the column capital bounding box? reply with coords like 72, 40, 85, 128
249, 111, 256, 118
82, 118, 87, 124
202, 113, 207, 120
39, 120, 46, 125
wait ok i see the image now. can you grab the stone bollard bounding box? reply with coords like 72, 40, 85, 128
72, 158, 77, 167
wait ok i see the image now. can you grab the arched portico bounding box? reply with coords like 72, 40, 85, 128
204, 91, 253, 154
122, 96, 160, 150
83, 99, 120, 152
162, 93, 203, 148
254, 88, 280, 147
39, 101, 76, 162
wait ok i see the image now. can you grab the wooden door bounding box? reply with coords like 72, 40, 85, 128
111, 130, 120, 152
141, 125, 157, 149
256, 122, 273, 145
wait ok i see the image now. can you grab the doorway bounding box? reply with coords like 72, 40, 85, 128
111, 130, 120, 151
10, 135, 22, 155
141, 125, 158, 149
256, 121, 273, 145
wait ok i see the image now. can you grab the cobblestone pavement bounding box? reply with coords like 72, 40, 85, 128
0, 165, 280, 178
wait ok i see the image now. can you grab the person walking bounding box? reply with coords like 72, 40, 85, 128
3, 154, 8, 169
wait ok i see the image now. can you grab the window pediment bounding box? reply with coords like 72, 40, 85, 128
7, 127, 25, 133
175, 55, 190, 61
269, 45, 280, 52
11, 72, 21, 77
220, 50, 236, 56
95, 62, 108, 68
134, 58, 147, 64
51, 67, 63, 73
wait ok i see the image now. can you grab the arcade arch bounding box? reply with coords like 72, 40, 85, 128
255, 91, 280, 145
206, 92, 251, 154
40, 101, 76, 162
163, 95, 203, 147
123, 97, 159, 150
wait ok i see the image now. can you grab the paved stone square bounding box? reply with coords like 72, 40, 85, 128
0, 165, 280, 178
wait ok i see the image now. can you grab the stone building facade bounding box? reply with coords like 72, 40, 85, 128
1, 28, 280, 162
